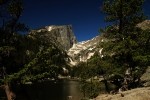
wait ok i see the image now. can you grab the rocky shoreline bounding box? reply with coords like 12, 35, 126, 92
95, 87, 150, 100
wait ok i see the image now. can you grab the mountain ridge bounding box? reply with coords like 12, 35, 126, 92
67, 35, 103, 65
27, 20, 150, 66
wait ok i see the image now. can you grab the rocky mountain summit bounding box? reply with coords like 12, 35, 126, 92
67, 36, 104, 65
28, 25, 77, 50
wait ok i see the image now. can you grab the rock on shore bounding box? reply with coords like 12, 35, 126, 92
96, 87, 150, 100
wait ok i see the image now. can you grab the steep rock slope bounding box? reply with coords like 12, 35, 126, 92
67, 36, 104, 65
141, 66, 150, 87
28, 25, 77, 50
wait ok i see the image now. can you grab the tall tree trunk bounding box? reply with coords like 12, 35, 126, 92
118, 0, 123, 35
103, 76, 109, 93
4, 83, 16, 100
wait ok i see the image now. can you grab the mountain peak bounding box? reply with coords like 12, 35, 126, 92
67, 36, 103, 65
29, 25, 77, 50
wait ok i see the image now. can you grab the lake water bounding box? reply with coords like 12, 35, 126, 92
0, 79, 84, 100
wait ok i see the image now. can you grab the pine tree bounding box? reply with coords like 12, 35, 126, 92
101, 0, 150, 89
102, 0, 145, 34
0, 1, 68, 100
0, 0, 26, 99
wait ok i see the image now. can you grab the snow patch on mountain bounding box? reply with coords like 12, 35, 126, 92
47, 26, 53, 31
68, 36, 99, 56
87, 52, 95, 59
69, 58, 77, 66
67, 36, 102, 65
99, 48, 103, 55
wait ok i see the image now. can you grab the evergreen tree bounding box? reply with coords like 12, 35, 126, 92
0, 0, 27, 100
101, 0, 150, 90
102, 0, 145, 34
0, 1, 68, 100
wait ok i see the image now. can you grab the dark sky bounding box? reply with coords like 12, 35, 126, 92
20, 0, 150, 42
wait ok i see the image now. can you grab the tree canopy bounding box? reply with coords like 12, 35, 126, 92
0, 0, 68, 87
101, 0, 150, 89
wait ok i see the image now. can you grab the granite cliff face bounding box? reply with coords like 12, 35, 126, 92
28, 25, 77, 50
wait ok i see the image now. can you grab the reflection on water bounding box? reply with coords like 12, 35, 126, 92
0, 79, 83, 100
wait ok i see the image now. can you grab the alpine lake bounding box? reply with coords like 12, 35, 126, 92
0, 79, 84, 100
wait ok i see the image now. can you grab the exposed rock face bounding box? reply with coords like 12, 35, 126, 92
28, 25, 105, 66
96, 87, 150, 100
28, 25, 77, 50
140, 66, 150, 87
137, 20, 150, 30
67, 36, 104, 65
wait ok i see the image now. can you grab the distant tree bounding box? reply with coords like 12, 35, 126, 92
101, 0, 150, 90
